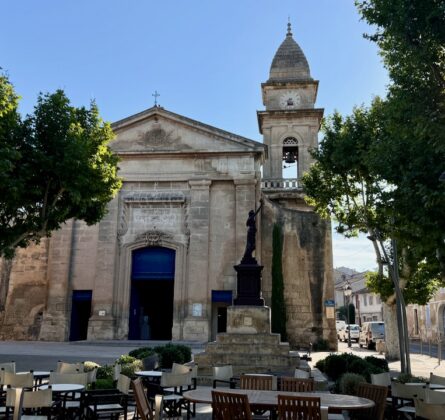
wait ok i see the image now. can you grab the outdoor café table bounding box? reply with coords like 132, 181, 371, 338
182, 388, 375, 414
135, 370, 163, 384
39, 384, 85, 393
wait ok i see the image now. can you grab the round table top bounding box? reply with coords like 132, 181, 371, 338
39, 383, 84, 392
135, 370, 162, 377
183, 388, 375, 411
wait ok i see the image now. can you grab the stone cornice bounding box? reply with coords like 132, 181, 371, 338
256, 109, 324, 134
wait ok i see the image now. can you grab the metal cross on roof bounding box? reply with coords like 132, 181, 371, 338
152, 90, 160, 106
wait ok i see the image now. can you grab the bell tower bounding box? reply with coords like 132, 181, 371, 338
258, 22, 323, 192
258, 22, 336, 350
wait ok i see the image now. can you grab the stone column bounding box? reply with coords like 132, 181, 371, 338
234, 179, 257, 263
87, 196, 119, 339
39, 219, 75, 341
183, 180, 211, 341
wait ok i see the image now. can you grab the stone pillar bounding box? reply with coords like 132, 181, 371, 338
234, 179, 257, 263
39, 220, 75, 341
87, 196, 119, 339
183, 180, 211, 341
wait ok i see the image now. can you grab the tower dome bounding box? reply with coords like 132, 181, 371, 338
268, 22, 311, 82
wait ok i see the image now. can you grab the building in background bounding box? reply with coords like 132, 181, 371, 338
406, 289, 445, 343
334, 267, 382, 325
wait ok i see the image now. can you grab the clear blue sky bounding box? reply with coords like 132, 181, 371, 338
1, 0, 388, 271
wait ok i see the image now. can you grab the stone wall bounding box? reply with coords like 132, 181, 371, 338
0, 240, 49, 340
260, 197, 336, 349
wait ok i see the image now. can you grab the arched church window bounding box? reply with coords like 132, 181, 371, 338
282, 137, 299, 179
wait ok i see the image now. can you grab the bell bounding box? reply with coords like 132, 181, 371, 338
284, 152, 296, 164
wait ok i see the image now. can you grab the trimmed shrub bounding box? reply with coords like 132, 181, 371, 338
339, 373, 367, 395
312, 338, 330, 351
154, 343, 191, 369
97, 365, 113, 380
315, 359, 326, 373
95, 378, 115, 389
364, 356, 389, 372
395, 373, 427, 384
324, 354, 348, 381
129, 347, 155, 359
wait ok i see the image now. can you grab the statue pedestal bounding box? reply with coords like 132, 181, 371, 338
194, 305, 300, 376
227, 306, 270, 334
233, 264, 264, 306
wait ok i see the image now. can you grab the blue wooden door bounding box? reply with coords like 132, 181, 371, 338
128, 247, 175, 340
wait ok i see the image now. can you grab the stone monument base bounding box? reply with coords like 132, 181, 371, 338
194, 306, 300, 376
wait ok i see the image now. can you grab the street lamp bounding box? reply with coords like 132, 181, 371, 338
344, 281, 352, 348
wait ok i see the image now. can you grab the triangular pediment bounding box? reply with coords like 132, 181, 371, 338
110, 106, 264, 155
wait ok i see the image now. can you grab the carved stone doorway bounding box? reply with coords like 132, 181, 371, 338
128, 247, 175, 340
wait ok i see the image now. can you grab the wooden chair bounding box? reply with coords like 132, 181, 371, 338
240, 374, 274, 390
277, 395, 321, 420
132, 378, 154, 420
351, 383, 388, 420
280, 377, 315, 392
211, 390, 253, 420
131, 378, 166, 420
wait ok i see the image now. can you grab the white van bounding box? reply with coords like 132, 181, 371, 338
336, 320, 346, 339
359, 321, 385, 349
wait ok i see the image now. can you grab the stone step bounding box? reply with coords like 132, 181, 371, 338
203, 343, 291, 356
215, 333, 283, 346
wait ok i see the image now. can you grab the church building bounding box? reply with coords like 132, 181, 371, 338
0, 24, 336, 349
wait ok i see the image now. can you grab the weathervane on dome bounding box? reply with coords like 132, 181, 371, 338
287, 16, 293, 37
152, 90, 160, 107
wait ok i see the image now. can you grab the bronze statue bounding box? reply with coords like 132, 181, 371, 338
241, 200, 263, 264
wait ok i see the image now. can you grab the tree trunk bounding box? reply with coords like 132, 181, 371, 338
0, 258, 13, 311
383, 302, 400, 361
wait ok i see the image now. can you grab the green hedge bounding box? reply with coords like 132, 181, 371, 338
317, 353, 387, 384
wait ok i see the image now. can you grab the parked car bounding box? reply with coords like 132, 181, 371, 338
336, 320, 346, 339
359, 321, 385, 349
339, 324, 360, 342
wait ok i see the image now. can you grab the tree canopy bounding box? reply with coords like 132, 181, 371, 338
0, 74, 122, 258
303, 1, 445, 369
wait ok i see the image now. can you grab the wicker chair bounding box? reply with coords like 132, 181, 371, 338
277, 395, 321, 420
211, 390, 253, 420
280, 377, 315, 392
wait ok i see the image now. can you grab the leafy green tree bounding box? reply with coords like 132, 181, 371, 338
0, 74, 122, 258
338, 304, 356, 325
355, 0, 445, 275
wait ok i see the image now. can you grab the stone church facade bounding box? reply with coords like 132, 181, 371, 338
0, 24, 336, 348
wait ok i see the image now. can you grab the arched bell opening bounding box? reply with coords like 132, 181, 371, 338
282, 137, 299, 179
